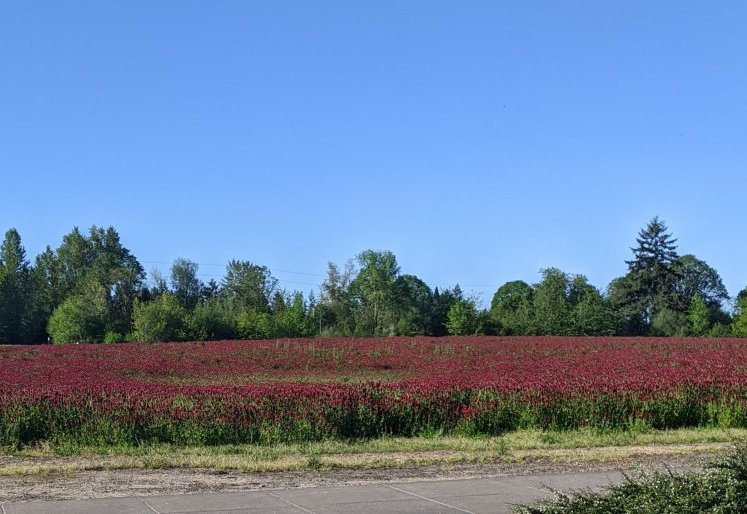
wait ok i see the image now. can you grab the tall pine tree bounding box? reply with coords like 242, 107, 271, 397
613, 217, 681, 334
0, 229, 32, 343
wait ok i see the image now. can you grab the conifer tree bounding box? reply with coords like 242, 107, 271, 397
0, 229, 32, 343
617, 217, 681, 331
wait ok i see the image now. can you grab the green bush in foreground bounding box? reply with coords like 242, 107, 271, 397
516, 445, 747, 513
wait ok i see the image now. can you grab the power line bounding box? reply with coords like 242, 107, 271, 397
195, 273, 322, 288
272, 268, 326, 278
141, 260, 501, 291
140, 260, 326, 278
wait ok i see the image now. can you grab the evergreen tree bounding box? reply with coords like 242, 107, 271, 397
429, 287, 446, 336
392, 274, 433, 336
201, 279, 221, 301
0, 229, 32, 343
429, 286, 460, 336
627, 217, 680, 273
612, 217, 681, 334
27, 247, 61, 342
626, 217, 680, 309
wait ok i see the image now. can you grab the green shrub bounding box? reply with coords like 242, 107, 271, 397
516, 444, 747, 513
103, 331, 124, 344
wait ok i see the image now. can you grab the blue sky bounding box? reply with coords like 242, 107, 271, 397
2, 1, 746, 305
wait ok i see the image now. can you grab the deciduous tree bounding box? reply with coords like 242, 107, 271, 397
47, 278, 110, 343
221, 260, 277, 312
170, 258, 202, 310
674, 254, 729, 314
446, 297, 479, 335
349, 250, 400, 336
688, 294, 710, 336
131, 294, 188, 342
532, 268, 571, 335
569, 278, 617, 336
490, 280, 534, 335
319, 260, 355, 335
733, 293, 747, 337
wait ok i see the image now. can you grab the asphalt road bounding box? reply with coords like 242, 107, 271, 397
1, 470, 622, 513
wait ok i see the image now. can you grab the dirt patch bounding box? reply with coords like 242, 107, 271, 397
0, 450, 720, 503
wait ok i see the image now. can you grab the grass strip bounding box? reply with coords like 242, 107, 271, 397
0, 427, 743, 476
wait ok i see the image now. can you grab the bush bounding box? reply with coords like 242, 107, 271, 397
103, 331, 124, 344
47, 295, 107, 343
236, 309, 274, 339
187, 300, 237, 341
131, 294, 188, 342
516, 444, 747, 513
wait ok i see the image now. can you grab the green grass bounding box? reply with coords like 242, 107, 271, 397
1, 427, 743, 476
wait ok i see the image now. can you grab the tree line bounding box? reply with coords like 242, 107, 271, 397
0, 217, 745, 344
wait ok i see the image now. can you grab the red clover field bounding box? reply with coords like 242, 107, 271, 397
2, 337, 747, 448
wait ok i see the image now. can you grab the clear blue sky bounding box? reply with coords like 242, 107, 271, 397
2, 1, 746, 305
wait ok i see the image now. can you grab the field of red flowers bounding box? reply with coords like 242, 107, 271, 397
2, 336, 747, 448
